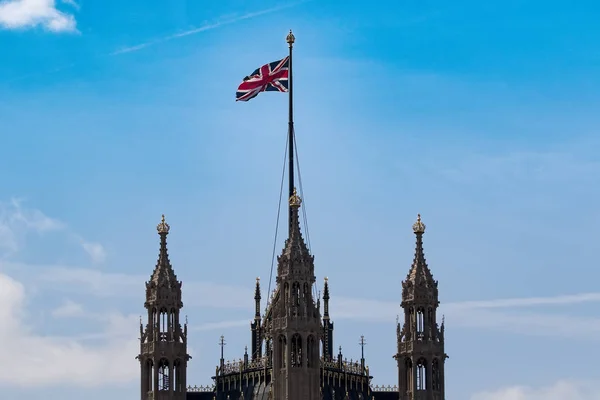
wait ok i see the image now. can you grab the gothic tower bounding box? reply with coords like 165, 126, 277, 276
269, 189, 321, 400
396, 215, 447, 400
137, 215, 190, 400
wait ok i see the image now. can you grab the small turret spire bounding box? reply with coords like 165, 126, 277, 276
406, 214, 435, 287
254, 277, 261, 319
149, 214, 179, 289
323, 277, 330, 318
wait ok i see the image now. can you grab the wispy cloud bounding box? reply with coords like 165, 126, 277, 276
0, 198, 107, 264
7, 1, 308, 82
190, 319, 249, 332
0, 198, 63, 254
26, 264, 600, 340
110, 1, 310, 55
72, 236, 106, 264
470, 380, 600, 400
331, 294, 600, 341
51, 299, 84, 318
0, 0, 77, 32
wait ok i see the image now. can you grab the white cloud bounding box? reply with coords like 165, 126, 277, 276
79, 240, 107, 264
0, 199, 106, 263
31, 263, 600, 340
471, 380, 600, 400
0, 0, 77, 32
0, 198, 63, 253
0, 272, 138, 387
61, 0, 78, 9
36, 266, 143, 297
36, 266, 254, 307
190, 319, 248, 332
329, 294, 600, 340
51, 300, 84, 318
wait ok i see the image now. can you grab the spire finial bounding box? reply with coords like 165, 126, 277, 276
286, 29, 295, 47
412, 213, 426, 234
157, 214, 170, 234
289, 187, 302, 207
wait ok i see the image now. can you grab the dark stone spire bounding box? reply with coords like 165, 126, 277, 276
397, 213, 446, 400
405, 214, 436, 289
270, 188, 321, 400
277, 188, 313, 280
254, 277, 261, 319
139, 215, 189, 400
323, 277, 330, 318
322, 277, 334, 360
149, 215, 180, 292
251, 277, 262, 360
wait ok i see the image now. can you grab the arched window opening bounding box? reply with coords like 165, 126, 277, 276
173, 360, 181, 392
416, 308, 424, 338
432, 358, 441, 391
291, 334, 302, 367
416, 358, 427, 391
159, 309, 168, 341
293, 282, 300, 306
404, 358, 412, 390
146, 359, 154, 392
278, 335, 287, 368
170, 309, 176, 333
158, 359, 170, 391
307, 335, 315, 368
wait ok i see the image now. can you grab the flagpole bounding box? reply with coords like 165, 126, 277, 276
286, 30, 295, 233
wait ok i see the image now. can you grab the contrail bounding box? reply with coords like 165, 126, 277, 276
112, 1, 310, 55
6, 0, 310, 82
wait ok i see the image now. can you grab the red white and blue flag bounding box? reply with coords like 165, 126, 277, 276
236, 56, 290, 102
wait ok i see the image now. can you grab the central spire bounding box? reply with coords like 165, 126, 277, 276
281, 187, 311, 264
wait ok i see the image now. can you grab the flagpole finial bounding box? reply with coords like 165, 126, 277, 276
286, 29, 295, 47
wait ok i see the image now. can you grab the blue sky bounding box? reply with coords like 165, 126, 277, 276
1, 0, 600, 399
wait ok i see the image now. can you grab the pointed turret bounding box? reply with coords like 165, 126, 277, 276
322, 277, 334, 360
269, 188, 321, 400
277, 188, 312, 279
405, 214, 437, 290
396, 214, 446, 400
251, 277, 262, 360
254, 277, 262, 318
138, 215, 189, 400
148, 215, 180, 295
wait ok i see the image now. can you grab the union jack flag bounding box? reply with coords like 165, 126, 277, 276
236, 56, 290, 102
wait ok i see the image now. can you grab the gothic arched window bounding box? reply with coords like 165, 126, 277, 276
416, 308, 425, 338
307, 335, 315, 367
416, 358, 427, 391
291, 333, 302, 367
404, 358, 412, 390
278, 335, 287, 368
158, 359, 170, 391
145, 359, 154, 392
